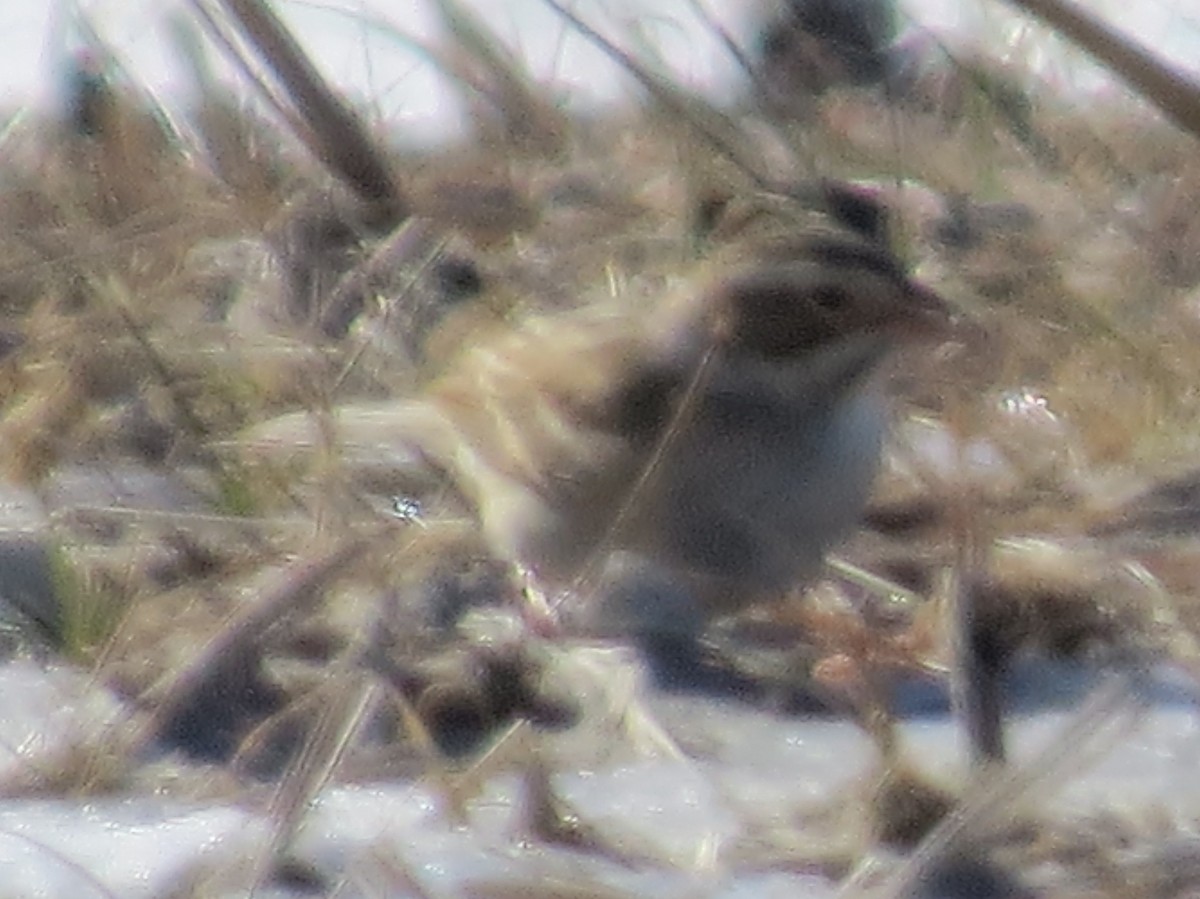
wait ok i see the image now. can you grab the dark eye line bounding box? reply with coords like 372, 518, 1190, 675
803, 235, 907, 284
811, 284, 848, 310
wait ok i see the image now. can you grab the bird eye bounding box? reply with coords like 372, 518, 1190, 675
811, 285, 848, 312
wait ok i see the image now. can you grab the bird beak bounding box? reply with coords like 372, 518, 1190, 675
897, 278, 955, 339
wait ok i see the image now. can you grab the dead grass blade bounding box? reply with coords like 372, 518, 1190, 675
128, 534, 376, 756
538, 0, 775, 188
855, 675, 1146, 899
427, 0, 569, 155
1004, 0, 1200, 140
191, 0, 407, 223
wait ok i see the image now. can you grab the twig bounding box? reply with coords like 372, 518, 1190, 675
192, 0, 408, 222
1003, 0, 1200, 140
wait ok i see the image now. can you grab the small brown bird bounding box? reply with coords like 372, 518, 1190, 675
248, 191, 949, 638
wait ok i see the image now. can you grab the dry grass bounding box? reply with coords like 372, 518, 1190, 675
5, 0, 1200, 894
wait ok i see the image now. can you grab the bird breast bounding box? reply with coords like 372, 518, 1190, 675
611, 336, 890, 609
424, 302, 891, 615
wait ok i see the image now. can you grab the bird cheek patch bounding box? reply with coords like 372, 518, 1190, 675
721, 276, 832, 360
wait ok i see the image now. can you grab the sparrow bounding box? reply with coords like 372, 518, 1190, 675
246, 189, 949, 639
